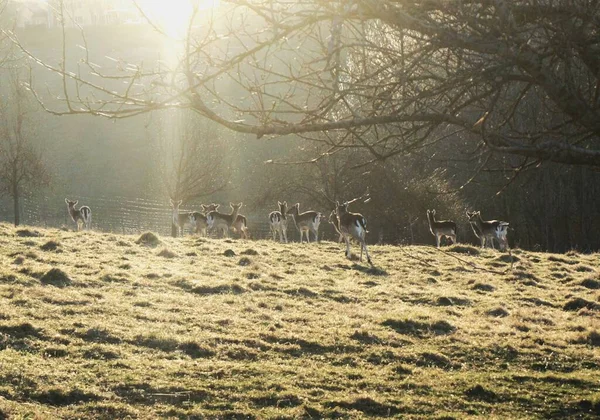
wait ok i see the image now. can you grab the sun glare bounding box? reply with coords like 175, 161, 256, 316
140, 0, 219, 38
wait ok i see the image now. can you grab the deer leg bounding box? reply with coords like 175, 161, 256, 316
363, 239, 372, 265
436, 234, 440, 248
344, 235, 351, 259
283, 228, 287, 244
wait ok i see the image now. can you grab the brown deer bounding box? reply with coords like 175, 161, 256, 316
207, 202, 243, 238
189, 203, 218, 236
286, 203, 322, 243
466, 211, 509, 251
335, 200, 372, 264
65, 198, 92, 231
328, 209, 344, 243
170, 199, 193, 237
232, 214, 250, 239
426, 209, 457, 248
269, 201, 289, 243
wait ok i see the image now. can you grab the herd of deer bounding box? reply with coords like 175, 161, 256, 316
427, 209, 510, 251
63, 197, 509, 266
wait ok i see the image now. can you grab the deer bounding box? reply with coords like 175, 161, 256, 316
335, 200, 372, 265
232, 214, 250, 239
286, 203, 322, 243
426, 209, 457, 248
170, 199, 194, 237
328, 209, 344, 243
65, 198, 92, 231
466, 211, 509, 251
269, 201, 289, 243
189, 204, 218, 237
206, 202, 243, 238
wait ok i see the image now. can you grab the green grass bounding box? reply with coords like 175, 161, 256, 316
0, 222, 599, 418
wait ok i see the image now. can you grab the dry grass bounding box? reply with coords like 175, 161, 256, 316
0, 223, 599, 419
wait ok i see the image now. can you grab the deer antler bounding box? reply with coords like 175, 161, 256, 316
345, 188, 370, 206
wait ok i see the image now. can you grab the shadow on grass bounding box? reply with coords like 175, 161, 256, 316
32, 388, 103, 406
382, 319, 456, 338
260, 334, 361, 356
112, 383, 209, 405
324, 397, 403, 416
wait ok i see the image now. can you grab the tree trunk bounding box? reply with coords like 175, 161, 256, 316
13, 184, 20, 226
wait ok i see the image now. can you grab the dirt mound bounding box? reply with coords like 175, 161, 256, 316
157, 248, 177, 258
136, 232, 161, 247
40, 268, 72, 288
40, 241, 61, 252
16, 229, 42, 237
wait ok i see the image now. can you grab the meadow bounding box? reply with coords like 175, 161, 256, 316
0, 222, 598, 419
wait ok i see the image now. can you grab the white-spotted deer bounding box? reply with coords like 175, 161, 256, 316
206, 202, 243, 238
335, 200, 372, 264
65, 199, 92, 231
170, 199, 193, 237
269, 201, 289, 243
189, 204, 218, 237
426, 209, 457, 248
466, 211, 509, 251
286, 203, 322, 243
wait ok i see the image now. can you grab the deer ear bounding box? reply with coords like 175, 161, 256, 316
278, 201, 282, 206
74, 201, 78, 206
169, 199, 174, 205
238, 202, 243, 207
177, 200, 182, 206
65, 198, 69, 204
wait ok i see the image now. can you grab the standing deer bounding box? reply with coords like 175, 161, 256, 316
65, 198, 92, 231
170, 199, 193, 237
335, 200, 372, 264
232, 214, 250, 239
207, 202, 243, 238
189, 204, 218, 237
328, 209, 344, 243
269, 201, 289, 243
426, 209, 457, 248
286, 203, 322, 243
466, 211, 509, 250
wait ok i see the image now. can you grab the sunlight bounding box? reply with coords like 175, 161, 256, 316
139, 0, 219, 38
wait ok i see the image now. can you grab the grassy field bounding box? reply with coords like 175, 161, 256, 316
0, 223, 599, 419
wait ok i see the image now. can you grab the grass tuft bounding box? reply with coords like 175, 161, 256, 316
465, 384, 498, 402
382, 319, 455, 337
40, 268, 72, 288
563, 298, 599, 312
191, 284, 245, 295
16, 228, 42, 237
486, 307, 510, 317
238, 257, 251, 266
40, 240, 61, 252
581, 278, 600, 289
447, 245, 480, 255
223, 249, 236, 257
241, 249, 259, 255
157, 248, 178, 259
135, 232, 161, 247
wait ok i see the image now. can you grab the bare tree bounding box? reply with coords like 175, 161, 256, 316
0, 69, 51, 225
5, 0, 600, 169
149, 110, 230, 236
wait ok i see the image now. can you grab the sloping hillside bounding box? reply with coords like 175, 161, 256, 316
0, 223, 598, 419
